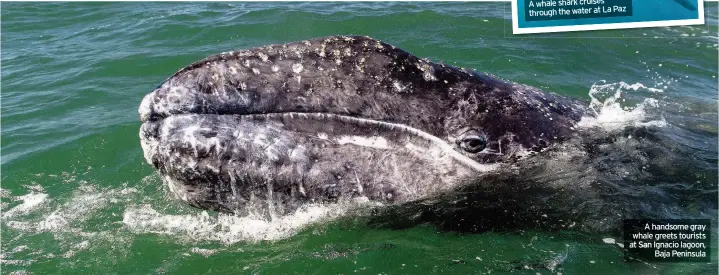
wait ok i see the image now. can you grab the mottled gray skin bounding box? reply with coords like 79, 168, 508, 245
139, 36, 586, 216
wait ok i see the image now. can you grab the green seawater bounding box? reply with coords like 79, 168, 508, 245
1, 2, 718, 274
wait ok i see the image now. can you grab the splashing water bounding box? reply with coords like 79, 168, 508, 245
122, 203, 355, 244
577, 81, 667, 131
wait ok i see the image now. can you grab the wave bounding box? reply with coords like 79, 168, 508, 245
578, 80, 667, 131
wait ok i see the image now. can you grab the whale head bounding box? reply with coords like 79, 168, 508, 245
138, 36, 586, 215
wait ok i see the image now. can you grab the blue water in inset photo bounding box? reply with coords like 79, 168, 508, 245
517, 0, 702, 28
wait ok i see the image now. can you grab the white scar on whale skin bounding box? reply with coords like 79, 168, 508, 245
403, 141, 472, 178
336, 136, 390, 149
245, 112, 500, 173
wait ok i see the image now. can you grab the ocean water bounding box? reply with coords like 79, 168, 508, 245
1, 2, 718, 274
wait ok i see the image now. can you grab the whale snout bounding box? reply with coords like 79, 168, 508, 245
138, 91, 155, 123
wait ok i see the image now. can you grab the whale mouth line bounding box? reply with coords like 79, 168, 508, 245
143, 111, 500, 173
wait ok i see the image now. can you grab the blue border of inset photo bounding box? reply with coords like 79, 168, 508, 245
512, 0, 705, 34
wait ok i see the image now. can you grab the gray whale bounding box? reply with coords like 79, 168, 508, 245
138, 36, 587, 217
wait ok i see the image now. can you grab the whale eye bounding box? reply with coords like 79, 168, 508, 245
459, 134, 487, 153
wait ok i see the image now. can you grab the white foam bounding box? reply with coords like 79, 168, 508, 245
577, 81, 667, 132
5, 185, 137, 233
190, 247, 217, 256
0, 259, 34, 267
2, 192, 49, 219
122, 202, 354, 244
2, 181, 142, 267
0, 188, 11, 198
